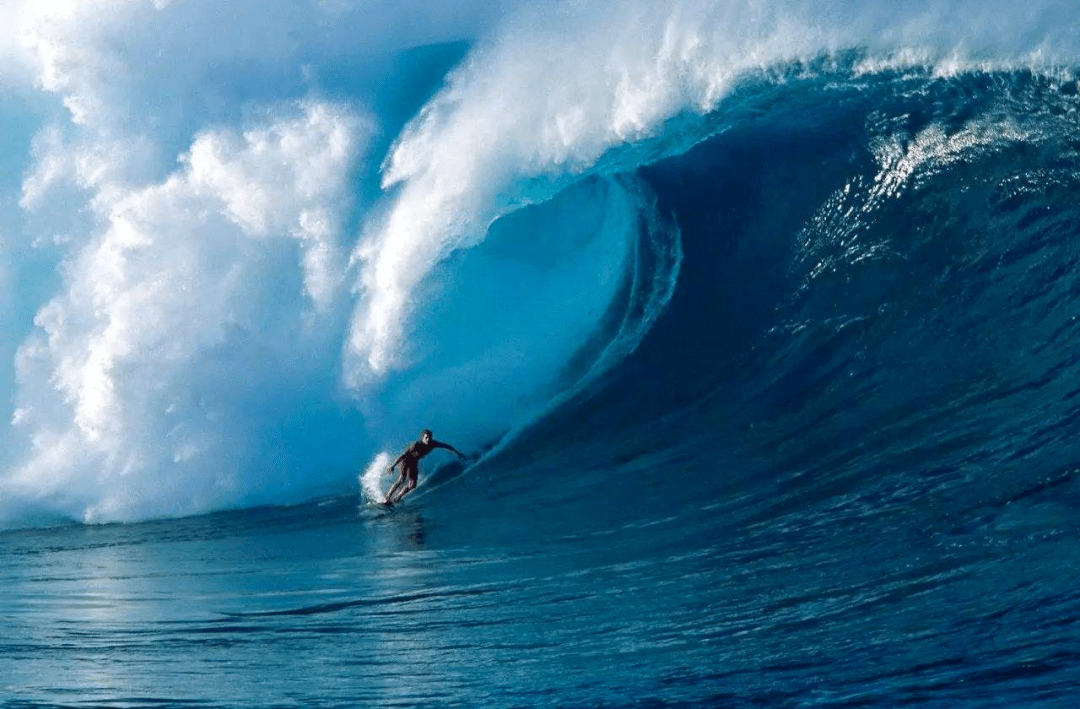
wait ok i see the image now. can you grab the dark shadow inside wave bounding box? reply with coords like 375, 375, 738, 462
439, 68, 1080, 547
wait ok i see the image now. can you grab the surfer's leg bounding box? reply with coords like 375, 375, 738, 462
392, 478, 415, 503
393, 481, 415, 503
385, 472, 407, 503
392, 467, 418, 503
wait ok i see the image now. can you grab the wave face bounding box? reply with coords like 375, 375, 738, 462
493, 64, 1080, 521
4, 2, 1080, 706
393, 61, 1080, 706
3, 0, 1080, 526
413, 41, 1080, 708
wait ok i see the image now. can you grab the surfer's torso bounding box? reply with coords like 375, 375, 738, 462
403, 439, 444, 465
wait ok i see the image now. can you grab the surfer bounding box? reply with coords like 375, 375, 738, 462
385, 429, 466, 504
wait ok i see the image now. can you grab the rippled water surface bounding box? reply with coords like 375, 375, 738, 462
4, 456, 1080, 709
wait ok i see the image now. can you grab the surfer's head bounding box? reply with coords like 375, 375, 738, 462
420, 429, 432, 443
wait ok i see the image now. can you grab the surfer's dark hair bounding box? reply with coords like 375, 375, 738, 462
420, 429, 432, 438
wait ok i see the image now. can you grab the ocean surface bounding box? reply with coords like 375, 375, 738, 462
4, 2, 1080, 707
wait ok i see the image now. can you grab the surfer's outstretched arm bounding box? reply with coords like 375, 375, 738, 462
433, 440, 466, 459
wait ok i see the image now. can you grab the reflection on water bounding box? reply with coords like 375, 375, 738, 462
405, 513, 426, 549
366, 506, 426, 551
6, 465, 1080, 709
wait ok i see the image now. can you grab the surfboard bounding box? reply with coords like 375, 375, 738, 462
360, 499, 396, 518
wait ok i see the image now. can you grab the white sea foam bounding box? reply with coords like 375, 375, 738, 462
359, 451, 392, 504
6, 101, 368, 523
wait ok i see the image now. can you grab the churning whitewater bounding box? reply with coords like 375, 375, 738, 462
3, 0, 1080, 707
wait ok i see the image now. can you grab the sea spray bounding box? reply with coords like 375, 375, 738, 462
359, 452, 392, 503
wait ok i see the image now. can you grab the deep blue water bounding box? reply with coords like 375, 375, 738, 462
5, 62, 1080, 707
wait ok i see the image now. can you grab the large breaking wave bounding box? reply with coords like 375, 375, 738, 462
2, 0, 1080, 527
